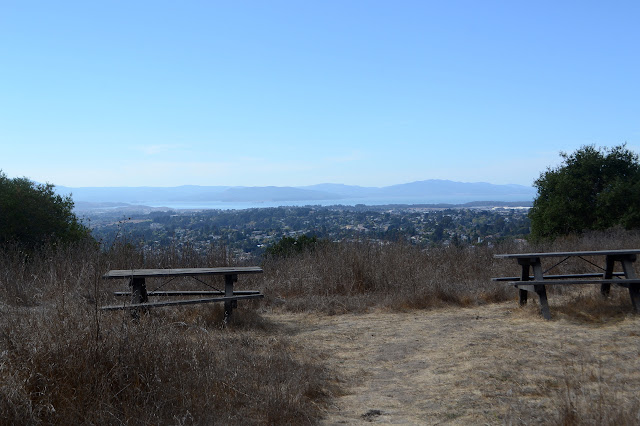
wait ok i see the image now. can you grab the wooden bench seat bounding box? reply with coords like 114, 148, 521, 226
492, 272, 625, 282
509, 278, 640, 287
101, 293, 264, 311
113, 290, 262, 297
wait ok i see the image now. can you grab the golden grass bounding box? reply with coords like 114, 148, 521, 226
260, 241, 516, 314
1, 228, 640, 424
0, 302, 340, 425
274, 302, 640, 424
0, 242, 337, 425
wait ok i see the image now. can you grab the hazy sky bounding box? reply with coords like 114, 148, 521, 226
2, 1, 638, 188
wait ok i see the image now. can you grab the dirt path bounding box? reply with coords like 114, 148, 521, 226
267, 300, 640, 425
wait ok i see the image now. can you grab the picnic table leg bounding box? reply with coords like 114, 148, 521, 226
519, 263, 529, 306
621, 258, 640, 312
601, 256, 615, 297
629, 285, 640, 312
519, 257, 551, 320
129, 277, 148, 319
130, 277, 148, 304
535, 285, 552, 320
224, 274, 238, 323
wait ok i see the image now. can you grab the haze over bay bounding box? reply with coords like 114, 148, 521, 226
57, 179, 536, 210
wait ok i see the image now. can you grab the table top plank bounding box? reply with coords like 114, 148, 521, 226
103, 266, 263, 279
494, 249, 640, 259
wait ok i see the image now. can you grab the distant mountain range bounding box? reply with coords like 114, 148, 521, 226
56, 180, 536, 207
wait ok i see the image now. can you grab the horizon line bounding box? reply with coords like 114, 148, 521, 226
55, 178, 535, 189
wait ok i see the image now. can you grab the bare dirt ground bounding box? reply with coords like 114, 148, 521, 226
267, 295, 640, 425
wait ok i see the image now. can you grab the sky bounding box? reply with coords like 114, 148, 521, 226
1, 1, 639, 188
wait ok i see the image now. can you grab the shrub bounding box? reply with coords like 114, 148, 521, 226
529, 144, 640, 240
0, 171, 92, 249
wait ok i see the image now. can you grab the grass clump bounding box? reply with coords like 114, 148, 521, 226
554, 363, 640, 425
0, 308, 332, 425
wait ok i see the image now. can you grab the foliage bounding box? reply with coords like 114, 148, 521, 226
264, 235, 318, 258
529, 144, 640, 240
0, 171, 91, 249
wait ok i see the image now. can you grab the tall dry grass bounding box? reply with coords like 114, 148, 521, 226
261, 239, 520, 313
553, 362, 640, 425
260, 229, 640, 314
2, 228, 640, 424
505, 356, 640, 426
0, 241, 336, 425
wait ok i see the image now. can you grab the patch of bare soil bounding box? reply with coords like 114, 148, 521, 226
267, 297, 640, 424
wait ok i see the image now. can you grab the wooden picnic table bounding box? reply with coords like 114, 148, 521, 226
493, 249, 640, 320
101, 267, 264, 321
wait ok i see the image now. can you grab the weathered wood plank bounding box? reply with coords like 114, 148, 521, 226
511, 279, 640, 286
100, 293, 264, 311
494, 249, 640, 259
519, 289, 528, 306
113, 290, 262, 297
622, 258, 640, 312
492, 272, 625, 282
224, 273, 237, 322
131, 277, 148, 304
536, 285, 552, 320
514, 284, 538, 292
103, 267, 263, 279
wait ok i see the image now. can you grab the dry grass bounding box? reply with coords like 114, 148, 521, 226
1, 306, 335, 425
549, 362, 640, 425
0, 242, 337, 425
1, 228, 640, 424
261, 241, 515, 314
260, 229, 640, 315
273, 301, 640, 425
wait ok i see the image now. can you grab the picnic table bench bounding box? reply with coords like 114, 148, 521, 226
101, 267, 264, 321
493, 249, 640, 320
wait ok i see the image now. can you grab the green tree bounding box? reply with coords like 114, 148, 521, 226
0, 171, 92, 248
529, 145, 640, 239
265, 235, 318, 258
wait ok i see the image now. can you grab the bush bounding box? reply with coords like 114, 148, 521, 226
0, 171, 91, 249
529, 144, 640, 240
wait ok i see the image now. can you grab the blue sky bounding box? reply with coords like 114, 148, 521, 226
1, 1, 638, 188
